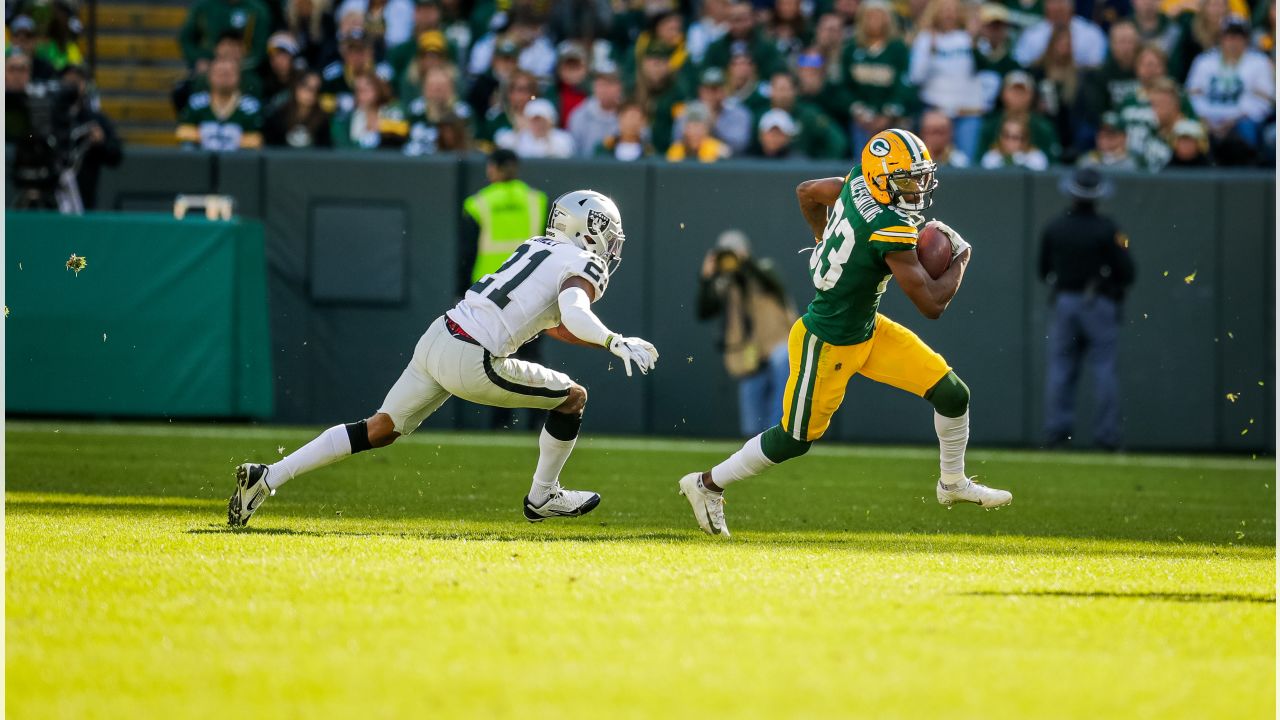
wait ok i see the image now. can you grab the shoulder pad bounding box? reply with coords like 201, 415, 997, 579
322, 62, 343, 80
188, 92, 211, 109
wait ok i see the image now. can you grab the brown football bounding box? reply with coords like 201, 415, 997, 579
916, 222, 952, 279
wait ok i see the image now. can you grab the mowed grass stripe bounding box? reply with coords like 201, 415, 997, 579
6, 420, 1272, 472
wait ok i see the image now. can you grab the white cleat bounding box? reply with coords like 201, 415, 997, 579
936, 478, 1012, 508
678, 472, 730, 537
523, 484, 601, 521
228, 463, 274, 526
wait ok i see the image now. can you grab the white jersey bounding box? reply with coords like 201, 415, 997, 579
1185, 49, 1276, 125
447, 237, 610, 358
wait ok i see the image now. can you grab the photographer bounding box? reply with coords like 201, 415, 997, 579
61, 65, 124, 210
6, 49, 82, 211
696, 231, 797, 437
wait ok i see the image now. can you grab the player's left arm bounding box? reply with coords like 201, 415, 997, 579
795, 176, 845, 240
885, 246, 971, 320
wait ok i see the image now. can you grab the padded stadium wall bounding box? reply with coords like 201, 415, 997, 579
12, 148, 1273, 452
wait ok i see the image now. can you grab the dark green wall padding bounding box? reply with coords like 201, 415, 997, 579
5, 212, 274, 418
15, 148, 1273, 452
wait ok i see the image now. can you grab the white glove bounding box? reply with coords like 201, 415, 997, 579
607, 335, 659, 377
930, 220, 971, 259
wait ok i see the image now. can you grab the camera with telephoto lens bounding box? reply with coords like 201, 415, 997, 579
8, 78, 79, 208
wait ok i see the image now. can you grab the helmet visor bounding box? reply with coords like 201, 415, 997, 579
888, 170, 935, 194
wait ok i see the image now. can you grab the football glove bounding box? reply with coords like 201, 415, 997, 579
608, 335, 659, 377
930, 220, 971, 259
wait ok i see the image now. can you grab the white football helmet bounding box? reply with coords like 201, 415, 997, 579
545, 189, 625, 272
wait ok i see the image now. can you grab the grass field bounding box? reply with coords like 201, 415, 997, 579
5, 420, 1275, 719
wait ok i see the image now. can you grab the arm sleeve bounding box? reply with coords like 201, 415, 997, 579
1240, 55, 1276, 122
557, 287, 615, 347
908, 34, 931, 86
868, 223, 919, 255
1184, 55, 1221, 121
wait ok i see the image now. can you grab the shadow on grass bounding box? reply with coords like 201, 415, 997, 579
962, 590, 1276, 604
9, 495, 1276, 558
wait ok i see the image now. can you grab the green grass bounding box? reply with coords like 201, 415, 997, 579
5, 421, 1275, 719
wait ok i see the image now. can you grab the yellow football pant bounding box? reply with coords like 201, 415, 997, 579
780, 315, 951, 442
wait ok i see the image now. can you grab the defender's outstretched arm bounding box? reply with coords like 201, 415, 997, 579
885, 247, 971, 320
796, 177, 846, 239
554, 277, 659, 376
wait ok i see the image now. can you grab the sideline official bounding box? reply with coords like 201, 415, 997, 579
1038, 167, 1136, 450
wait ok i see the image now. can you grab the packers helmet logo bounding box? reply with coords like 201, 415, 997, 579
868, 137, 892, 157
587, 209, 611, 235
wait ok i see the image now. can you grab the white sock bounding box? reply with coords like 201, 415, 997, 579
709, 434, 775, 491
935, 410, 969, 486
529, 428, 576, 504
267, 425, 352, 490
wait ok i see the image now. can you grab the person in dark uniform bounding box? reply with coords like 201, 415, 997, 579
1038, 166, 1136, 450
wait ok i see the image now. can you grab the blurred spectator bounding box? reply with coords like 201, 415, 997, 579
180, 0, 272, 73
1126, 78, 1190, 169
843, 0, 911, 153
467, 39, 520, 125
393, 30, 452, 101
830, 0, 861, 26
1171, 0, 1232, 81
1131, 0, 1180, 54
725, 46, 767, 113
755, 72, 847, 159
261, 33, 303, 110
1039, 166, 1134, 450
61, 64, 124, 211
1079, 21, 1142, 129
752, 108, 801, 159
479, 70, 537, 144
634, 43, 687, 151
981, 116, 1050, 168
691, 66, 753, 153
665, 101, 731, 161
696, 229, 796, 436
459, 148, 547, 295
919, 109, 971, 166
1114, 43, 1191, 148
173, 31, 265, 112
909, 0, 984, 160
703, 1, 784, 78
469, 10, 556, 81
973, 4, 1021, 111
5, 51, 35, 140
1076, 111, 1141, 168
980, 70, 1062, 161
548, 42, 591, 128
404, 65, 473, 155
330, 72, 409, 149
36, 1, 84, 72
568, 60, 623, 158
795, 50, 852, 131
811, 13, 848, 84
177, 57, 265, 151
284, 0, 338, 70
547, 0, 614, 55
1185, 17, 1275, 165
1034, 27, 1083, 161
7, 16, 55, 80
264, 71, 333, 147
1166, 117, 1212, 166
1014, 0, 1107, 69
766, 0, 812, 62
687, 0, 731, 64
320, 28, 393, 115
495, 98, 575, 157
388, 2, 458, 78
629, 11, 693, 92
336, 0, 414, 51
595, 101, 656, 159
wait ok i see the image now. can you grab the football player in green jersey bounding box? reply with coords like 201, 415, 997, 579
679, 128, 1013, 537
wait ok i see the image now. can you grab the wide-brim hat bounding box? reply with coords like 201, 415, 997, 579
1059, 166, 1113, 200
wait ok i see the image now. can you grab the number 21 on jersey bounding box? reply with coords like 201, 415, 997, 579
811, 198, 856, 290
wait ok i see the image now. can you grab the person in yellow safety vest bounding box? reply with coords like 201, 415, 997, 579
459, 148, 549, 431
458, 148, 548, 295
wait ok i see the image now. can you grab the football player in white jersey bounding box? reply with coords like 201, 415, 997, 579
228, 190, 659, 526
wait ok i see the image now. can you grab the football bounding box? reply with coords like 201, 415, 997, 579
916, 222, 952, 279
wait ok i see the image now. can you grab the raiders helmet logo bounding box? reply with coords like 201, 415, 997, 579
587, 209, 611, 236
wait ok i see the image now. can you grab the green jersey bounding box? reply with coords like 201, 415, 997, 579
804, 165, 920, 346
177, 92, 263, 151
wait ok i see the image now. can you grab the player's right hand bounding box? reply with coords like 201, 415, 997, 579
929, 220, 971, 260
608, 336, 659, 377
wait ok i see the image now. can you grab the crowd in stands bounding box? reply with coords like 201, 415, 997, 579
10, 0, 1277, 170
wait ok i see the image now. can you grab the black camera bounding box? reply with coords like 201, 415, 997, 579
8, 79, 79, 207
